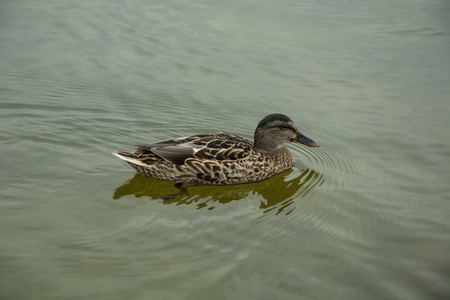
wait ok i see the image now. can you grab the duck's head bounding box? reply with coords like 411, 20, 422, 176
253, 114, 319, 153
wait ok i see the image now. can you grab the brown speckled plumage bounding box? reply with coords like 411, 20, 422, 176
114, 114, 319, 185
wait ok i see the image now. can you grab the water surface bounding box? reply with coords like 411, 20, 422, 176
1, 0, 450, 299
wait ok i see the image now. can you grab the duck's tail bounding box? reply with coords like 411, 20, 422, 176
113, 151, 149, 167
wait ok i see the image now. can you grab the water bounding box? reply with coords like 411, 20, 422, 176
1, 0, 449, 299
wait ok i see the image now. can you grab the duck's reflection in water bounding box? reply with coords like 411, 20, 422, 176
113, 168, 324, 215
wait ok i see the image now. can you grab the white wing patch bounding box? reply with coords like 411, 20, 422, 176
178, 142, 201, 152
174, 136, 189, 141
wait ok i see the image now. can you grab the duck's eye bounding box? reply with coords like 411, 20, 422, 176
279, 125, 290, 130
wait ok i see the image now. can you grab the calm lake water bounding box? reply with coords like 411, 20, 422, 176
1, 0, 449, 299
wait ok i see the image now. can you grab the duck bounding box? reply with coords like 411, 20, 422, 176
113, 114, 319, 187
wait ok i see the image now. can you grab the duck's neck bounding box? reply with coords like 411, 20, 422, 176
253, 134, 283, 154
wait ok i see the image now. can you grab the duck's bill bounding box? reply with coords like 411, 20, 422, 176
293, 133, 320, 147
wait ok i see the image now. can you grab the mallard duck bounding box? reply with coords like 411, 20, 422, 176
113, 114, 319, 186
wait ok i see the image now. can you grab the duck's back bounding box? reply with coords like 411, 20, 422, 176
114, 132, 294, 185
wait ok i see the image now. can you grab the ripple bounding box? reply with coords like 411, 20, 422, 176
292, 117, 388, 181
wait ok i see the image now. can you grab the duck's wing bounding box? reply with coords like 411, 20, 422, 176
136, 132, 253, 165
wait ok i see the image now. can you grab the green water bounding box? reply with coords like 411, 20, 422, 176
1, 0, 449, 299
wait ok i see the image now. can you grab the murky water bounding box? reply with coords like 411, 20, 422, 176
1, 0, 449, 299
